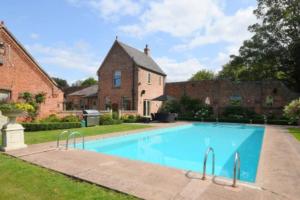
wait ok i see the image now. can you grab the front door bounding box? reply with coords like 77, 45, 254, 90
143, 100, 150, 116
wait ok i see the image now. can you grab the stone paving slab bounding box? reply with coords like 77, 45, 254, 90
5, 123, 300, 200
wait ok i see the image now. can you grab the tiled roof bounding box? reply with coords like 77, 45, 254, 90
68, 84, 98, 97
117, 41, 166, 76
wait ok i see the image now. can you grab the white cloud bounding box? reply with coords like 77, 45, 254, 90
30, 33, 39, 40
26, 41, 99, 80
174, 6, 256, 50
120, 0, 223, 37
67, 0, 142, 21
156, 57, 204, 82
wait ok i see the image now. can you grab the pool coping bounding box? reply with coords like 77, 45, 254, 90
4, 122, 300, 200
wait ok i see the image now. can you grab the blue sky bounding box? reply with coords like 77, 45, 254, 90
1, 0, 257, 83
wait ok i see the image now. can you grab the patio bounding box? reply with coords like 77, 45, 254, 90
5, 123, 300, 200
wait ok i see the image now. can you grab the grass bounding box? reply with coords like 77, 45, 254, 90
0, 124, 151, 145
289, 128, 300, 141
0, 153, 137, 200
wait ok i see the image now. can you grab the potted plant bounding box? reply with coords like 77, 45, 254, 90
0, 103, 34, 123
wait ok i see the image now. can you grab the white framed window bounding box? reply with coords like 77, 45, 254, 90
147, 72, 151, 84
143, 100, 151, 116
113, 70, 121, 87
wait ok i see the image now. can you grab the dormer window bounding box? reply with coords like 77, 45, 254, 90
113, 70, 121, 87
147, 72, 151, 84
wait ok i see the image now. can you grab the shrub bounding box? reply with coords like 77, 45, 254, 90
159, 100, 181, 113
222, 106, 256, 119
22, 122, 81, 132
112, 111, 119, 119
61, 115, 80, 122
99, 114, 122, 125
39, 114, 61, 123
284, 98, 300, 123
121, 114, 137, 123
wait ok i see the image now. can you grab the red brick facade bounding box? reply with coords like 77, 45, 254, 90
165, 80, 299, 116
98, 41, 165, 116
0, 23, 63, 118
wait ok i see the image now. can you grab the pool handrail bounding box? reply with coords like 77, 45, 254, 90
232, 151, 241, 187
66, 131, 85, 150
202, 147, 215, 180
57, 130, 70, 148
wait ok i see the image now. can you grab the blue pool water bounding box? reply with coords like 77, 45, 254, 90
78, 123, 265, 182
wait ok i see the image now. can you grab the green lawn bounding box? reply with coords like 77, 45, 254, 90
0, 153, 137, 200
0, 124, 151, 145
289, 128, 300, 141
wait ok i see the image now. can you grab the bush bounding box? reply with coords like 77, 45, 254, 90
99, 114, 122, 125
22, 122, 81, 132
159, 100, 181, 113
39, 114, 61, 123
121, 114, 138, 123
61, 115, 80, 122
222, 106, 256, 119
284, 98, 300, 123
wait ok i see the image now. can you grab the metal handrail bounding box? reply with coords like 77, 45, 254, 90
202, 147, 215, 180
66, 131, 85, 150
232, 151, 241, 187
57, 130, 70, 148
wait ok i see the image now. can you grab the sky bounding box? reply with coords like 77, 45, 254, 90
0, 0, 257, 83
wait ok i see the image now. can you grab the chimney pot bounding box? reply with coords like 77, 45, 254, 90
144, 44, 150, 56
0, 21, 4, 26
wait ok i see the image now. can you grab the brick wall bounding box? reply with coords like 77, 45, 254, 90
0, 25, 64, 118
165, 80, 299, 116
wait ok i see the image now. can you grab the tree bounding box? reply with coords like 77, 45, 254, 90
81, 77, 97, 87
52, 77, 69, 89
218, 0, 300, 92
189, 70, 215, 81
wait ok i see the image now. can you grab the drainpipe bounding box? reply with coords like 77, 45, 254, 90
131, 57, 136, 110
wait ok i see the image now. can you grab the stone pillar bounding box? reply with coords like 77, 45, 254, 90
1, 112, 27, 151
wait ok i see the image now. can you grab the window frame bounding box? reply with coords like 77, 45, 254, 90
113, 70, 122, 88
147, 72, 151, 84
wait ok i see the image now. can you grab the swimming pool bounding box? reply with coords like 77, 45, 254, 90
77, 123, 265, 183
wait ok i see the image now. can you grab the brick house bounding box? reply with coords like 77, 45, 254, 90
0, 22, 64, 118
66, 84, 98, 110
97, 40, 166, 116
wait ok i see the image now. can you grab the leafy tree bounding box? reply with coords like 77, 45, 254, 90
218, 0, 300, 92
189, 70, 215, 81
81, 77, 97, 87
52, 77, 69, 89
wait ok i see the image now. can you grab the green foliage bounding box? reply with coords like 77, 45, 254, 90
222, 106, 257, 119
22, 122, 81, 132
99, 114, 122, 125
0, 102, 34, 113
61, 115, 80, 122
39, 114, 61, 123
81, 77, 97, 87
112, 111, 119, 119
159, 95, 213, 118
35, 92, 46, 104
189, 70, 215, 81
52, 77, 69, 88
284, 98, 300, 123
121, 114, 139, 123
218, 0, 300, 92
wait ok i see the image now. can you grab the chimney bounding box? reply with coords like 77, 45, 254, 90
0, 21, 4, 27
144, 44, 150, 56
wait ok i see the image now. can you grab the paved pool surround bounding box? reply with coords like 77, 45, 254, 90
5, 122, 300, 200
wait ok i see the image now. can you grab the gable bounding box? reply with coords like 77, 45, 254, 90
0, 24, 61, 91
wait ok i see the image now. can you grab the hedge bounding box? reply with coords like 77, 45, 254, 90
22, 122, 81, 132
177, 117, 296, 125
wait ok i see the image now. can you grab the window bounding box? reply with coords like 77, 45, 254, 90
229, 96, 242, 106
147, 73, 151, 84
143, 100, 151, 116
159, 76, 162, 85
0, 89, 10, 103
122, 97, 131, 110
113, 70, 121, 87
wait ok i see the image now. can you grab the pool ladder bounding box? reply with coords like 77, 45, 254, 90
202, 147, 241, 187
57, 131, 85, 150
